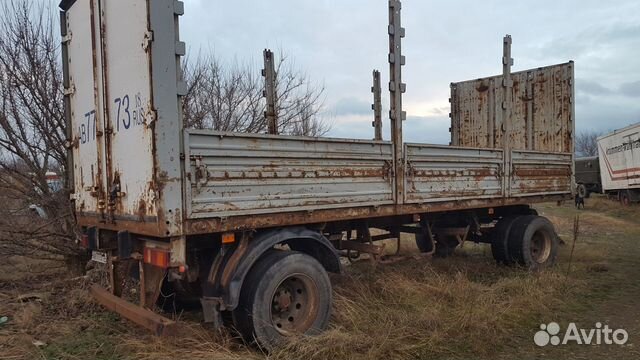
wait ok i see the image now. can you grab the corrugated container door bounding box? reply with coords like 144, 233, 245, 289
66, 0, 106, 218
99, 0, 157, 222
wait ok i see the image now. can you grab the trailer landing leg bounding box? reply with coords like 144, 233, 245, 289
90, 285, 176, 336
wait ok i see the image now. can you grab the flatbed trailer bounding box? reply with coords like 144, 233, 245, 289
60, 0, 574, 348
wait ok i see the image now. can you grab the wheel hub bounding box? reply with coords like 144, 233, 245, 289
273, 290, 292, 311
530, 230, 552, 264
270, 274, 318, 335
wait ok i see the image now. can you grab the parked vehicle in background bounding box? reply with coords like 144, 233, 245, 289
597, 122, 640, 205
60, 0, 574, 349
574, 156, 601, 198
29, 171, 63, 218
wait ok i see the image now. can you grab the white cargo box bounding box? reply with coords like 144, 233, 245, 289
597, 122, 640, 192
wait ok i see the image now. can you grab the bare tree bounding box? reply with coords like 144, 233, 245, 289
0, 0, 84, 271
182, 50, 329, 136
575, 130, 602, 157
0, 0, 328, 273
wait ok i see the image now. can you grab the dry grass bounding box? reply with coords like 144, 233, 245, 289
2, 195, 639, 360
267, 257, 578, 360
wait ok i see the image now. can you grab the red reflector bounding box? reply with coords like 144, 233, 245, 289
80, 234, 89, 248
143, 247, 170, 268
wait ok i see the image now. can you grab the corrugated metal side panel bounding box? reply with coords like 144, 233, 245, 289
184, 131, 394, 218
66, 0, 101, 215
102, 0, 157, 221
510, 151, 572, 197
451, 62, 574, 153
597, 123, 640, 191
404, 144, 504, 203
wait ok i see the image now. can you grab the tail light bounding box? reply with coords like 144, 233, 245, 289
143, 247, 170, 268
80, 234, 89, 248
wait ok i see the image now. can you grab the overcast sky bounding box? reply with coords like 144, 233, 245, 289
180, 1, 640, 143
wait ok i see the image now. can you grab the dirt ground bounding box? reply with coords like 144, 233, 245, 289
1, 195, 639, 360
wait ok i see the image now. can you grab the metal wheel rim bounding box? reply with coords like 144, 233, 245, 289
530, 230, 552, 264
269, 273, 319, 336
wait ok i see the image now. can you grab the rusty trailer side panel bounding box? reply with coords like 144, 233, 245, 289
450, 62, 574, 153
510, 151, 573, 197
404, 144, 504, 203
404, 145, 572, 204
184, 130, 395, 218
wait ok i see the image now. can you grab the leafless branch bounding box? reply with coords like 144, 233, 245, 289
575, 130, 602, 157
182, 49, 329, 136
0, 0, 81, 266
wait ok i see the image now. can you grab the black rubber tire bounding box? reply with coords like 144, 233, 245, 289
577, 184, 588, 199
507, 216, 558, 270
232, 250, 332, 350
490, 216, 518, 265
434, 234, 458, 258
415, 230, 434, 253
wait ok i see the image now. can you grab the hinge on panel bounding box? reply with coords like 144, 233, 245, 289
142, 31, 154, 51
62, 32, 72, 44
64, 84, 75, 96
145, 107, 157, 125
63, 139, 74, 150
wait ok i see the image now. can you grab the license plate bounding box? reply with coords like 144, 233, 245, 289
91, 250, 108, 264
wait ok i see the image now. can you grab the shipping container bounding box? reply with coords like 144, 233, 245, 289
60, 0, 574, 348
597, 122, 640, 204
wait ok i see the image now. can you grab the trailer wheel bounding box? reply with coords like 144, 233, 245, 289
508, 216, 558, 270
232, 250, 332, 349
620, 191, 631, 206
577, 184, 588, 199
415, 231, 434, 253
490, 216, 518, 265
434, 234, 459, 258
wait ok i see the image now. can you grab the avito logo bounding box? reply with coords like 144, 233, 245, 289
534, 322, 629, 346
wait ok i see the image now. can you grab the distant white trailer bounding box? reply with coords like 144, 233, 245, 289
597, 122, 640, 204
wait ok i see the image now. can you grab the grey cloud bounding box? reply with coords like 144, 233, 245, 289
430, 107, 450, 116
404, 115, 451, 145
177, 0, 640, 141
577, 79, 613, 96
619, 81, 640, 97
531, 22, 640, 61
331, 97, 372, 116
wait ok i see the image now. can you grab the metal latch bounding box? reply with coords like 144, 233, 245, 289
192, 156, 208, 189
383, 160, 394, 181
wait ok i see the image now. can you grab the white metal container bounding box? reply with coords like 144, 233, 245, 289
61, 0, 185, 237
597, 122, 640, 192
